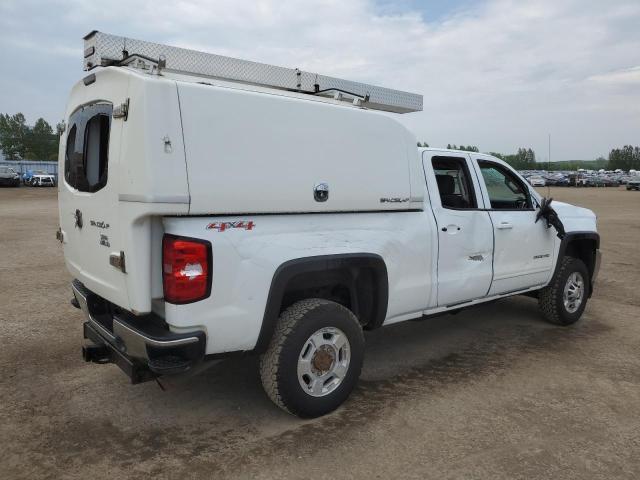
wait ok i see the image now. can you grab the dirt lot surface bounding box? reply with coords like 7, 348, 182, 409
1, 186, 639, 479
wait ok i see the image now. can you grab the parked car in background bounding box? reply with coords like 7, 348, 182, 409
31, 172, 56, 187
0, 166, 21, 187
586, 176, 605, 187
22, 170, 35, 185
544, 175, 569, 187
568, 173, 588, 187
25, 170, 56, 187
627, 179, 640, 191
528, 175, 546, 187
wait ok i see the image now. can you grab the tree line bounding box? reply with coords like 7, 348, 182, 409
417, 141, 640, 171
1, 114, 637, 171
0, 113, 62, 161
608, 146, 640, 171
418, 142, 537, 169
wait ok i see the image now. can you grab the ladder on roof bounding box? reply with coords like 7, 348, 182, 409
83, 30, 423, 114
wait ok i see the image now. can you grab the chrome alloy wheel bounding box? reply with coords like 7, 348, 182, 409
563, 272, 585, 314
297, 327, 351, 397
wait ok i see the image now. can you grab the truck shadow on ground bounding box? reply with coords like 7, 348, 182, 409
157, 294, 610, 419
126, 295, 610, 471
30, 296, 611, 474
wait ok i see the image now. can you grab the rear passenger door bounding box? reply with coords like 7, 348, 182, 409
422, 152, 494, 307
472, 159, 556, 294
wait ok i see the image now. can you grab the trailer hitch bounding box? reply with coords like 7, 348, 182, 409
82, 344, 111, 364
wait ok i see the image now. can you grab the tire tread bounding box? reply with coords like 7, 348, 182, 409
539, 256, 587, 325
259, 298, 329, 414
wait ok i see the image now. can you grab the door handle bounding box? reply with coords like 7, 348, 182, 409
496, 222, 513, 230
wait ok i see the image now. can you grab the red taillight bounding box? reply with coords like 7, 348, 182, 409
162, 235, 212, 304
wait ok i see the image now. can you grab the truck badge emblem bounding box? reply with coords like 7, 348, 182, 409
207, 221, 255, 232
314, 183, 329, 202
90, 220, 110, 229
74, 209, 83, 229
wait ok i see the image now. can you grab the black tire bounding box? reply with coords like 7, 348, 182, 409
539, 256, 590, 326
259, 298, 364, 418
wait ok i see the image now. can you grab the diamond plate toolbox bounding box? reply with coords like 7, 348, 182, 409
83, 30, 422, 113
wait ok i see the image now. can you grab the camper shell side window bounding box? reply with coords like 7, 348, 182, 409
65, 103, 112, 193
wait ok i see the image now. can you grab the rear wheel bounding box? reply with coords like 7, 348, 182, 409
259, 298, 364, 418
539, 256, 589, 325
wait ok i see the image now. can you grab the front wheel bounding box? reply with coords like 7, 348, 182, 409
259, 298, 364, 418
539, 256, 590, 325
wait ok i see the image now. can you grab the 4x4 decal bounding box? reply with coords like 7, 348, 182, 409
207, 221, 255, 232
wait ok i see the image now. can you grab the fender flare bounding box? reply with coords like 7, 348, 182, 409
253, 253, 389, 353
553, 231, 600, 293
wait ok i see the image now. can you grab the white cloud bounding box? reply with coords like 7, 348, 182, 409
588, 67, 640, 86
0, 0, 638, 159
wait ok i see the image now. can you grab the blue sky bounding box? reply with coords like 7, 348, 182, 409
0, 0, 638, 160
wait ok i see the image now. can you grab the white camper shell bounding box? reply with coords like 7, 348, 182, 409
60, 32, 601, 418
59, 56, 422, 314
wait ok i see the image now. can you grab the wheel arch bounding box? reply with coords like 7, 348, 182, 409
554, 231, 600, 296
254, 253, 389, 353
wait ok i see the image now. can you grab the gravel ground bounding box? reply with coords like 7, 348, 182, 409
1, 186, 639, 479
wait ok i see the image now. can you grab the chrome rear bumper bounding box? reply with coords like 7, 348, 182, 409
72, 280, 206, 382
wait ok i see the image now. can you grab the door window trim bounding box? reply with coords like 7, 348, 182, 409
429, 155, 480, 211
474, 159, 535, 212
421, 155, 487, 212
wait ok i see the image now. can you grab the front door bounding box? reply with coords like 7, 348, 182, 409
422, 152, 494, 307
473, 159, 556, 295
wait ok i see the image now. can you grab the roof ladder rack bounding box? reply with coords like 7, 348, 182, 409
83, 30, 423, 114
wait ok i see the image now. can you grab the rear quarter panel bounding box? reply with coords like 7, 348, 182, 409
163, 211, 435, 354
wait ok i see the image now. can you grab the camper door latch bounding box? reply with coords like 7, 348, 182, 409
112, 99, 129, 120
109, 251, 127, 273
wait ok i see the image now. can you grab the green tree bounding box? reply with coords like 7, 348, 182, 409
0, 113, 29, 159
447, 144, 479, 152
26, 118, 56, 160
609, 145, 640, 171
0, 113, 60, 160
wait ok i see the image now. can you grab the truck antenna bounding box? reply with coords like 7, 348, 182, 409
547, 133, 551, 197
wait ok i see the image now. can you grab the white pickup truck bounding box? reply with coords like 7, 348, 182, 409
58, 32, 601, 418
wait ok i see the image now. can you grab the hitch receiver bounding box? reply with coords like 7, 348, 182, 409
82, 343, 111, 363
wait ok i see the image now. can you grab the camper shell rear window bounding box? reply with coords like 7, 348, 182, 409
65, 103, 112, 192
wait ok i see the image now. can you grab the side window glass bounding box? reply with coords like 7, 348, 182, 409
83, 114, 110, 190
64, 103, 112, 193
64, 124, 77, 185
431, 156, 477, 209
478, 161, 530, 209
